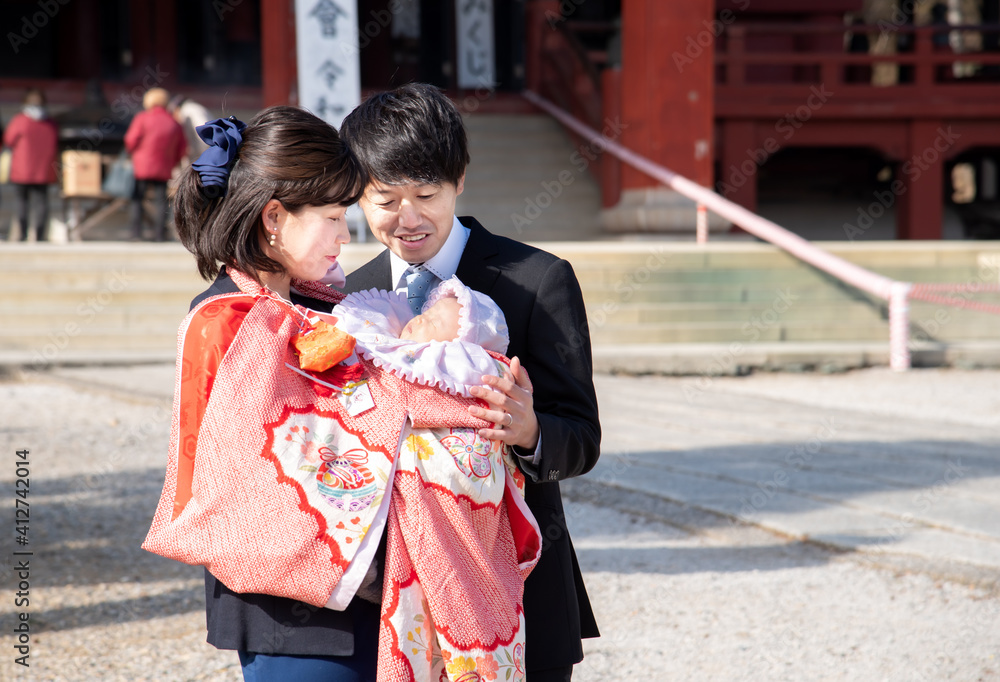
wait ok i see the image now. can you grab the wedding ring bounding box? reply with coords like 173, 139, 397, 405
504, 413, 513, 427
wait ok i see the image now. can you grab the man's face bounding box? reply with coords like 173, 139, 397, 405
358, 175, 465, 264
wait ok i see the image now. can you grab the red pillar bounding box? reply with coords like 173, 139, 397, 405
261, 0, 297, 107
620, 0, 715, 190
525, 0, 561, 93
897, 120, 944, 239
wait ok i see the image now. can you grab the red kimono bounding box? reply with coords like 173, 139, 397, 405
143, 271, 539, 682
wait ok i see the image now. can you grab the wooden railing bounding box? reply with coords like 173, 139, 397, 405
718, 23, 1000, 88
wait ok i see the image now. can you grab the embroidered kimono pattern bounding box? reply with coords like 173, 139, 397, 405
142, 270, 540, 682
380, 428, 535, 682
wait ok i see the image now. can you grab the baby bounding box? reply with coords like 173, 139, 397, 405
331, 276, 510, 396
399, 296, 461, 343
328, 279, 536, 674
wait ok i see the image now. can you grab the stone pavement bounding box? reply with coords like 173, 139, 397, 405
38, 362, 1000, 589
577, 367, 1000, 589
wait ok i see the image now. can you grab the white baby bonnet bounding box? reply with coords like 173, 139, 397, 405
332, 279, 508, 397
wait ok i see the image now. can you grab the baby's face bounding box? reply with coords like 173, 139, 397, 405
399, 296, 462, 343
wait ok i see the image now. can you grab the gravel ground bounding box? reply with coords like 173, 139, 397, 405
1, 368, 998, 681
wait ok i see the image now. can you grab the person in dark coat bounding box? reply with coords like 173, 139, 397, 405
124, 87, 186, 241
3, 89, 59, 241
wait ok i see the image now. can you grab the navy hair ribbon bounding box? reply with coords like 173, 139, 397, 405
192, 115, 247, 195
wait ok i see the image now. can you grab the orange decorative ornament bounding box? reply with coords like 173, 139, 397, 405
292, 320, 356, 371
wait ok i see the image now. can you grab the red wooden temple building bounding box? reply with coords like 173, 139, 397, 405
2, 0, 999, 239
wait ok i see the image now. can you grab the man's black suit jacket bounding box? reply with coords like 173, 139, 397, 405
346, 217, 601, 671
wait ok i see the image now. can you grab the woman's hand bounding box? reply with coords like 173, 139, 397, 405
468, 356, 539, 450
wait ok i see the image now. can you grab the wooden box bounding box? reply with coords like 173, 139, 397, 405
61, 150, 103, 197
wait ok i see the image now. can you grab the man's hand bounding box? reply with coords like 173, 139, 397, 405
468, 356, 539, 450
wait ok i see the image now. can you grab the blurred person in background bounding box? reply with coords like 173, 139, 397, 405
124, 87, 186, 241
168, 94, 212, 162
3, 89, 58, 242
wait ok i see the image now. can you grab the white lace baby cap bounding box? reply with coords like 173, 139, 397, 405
422, 276, 509, 354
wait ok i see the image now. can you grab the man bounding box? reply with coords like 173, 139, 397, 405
341, 83, 601, 681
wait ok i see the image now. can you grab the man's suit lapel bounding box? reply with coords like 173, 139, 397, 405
455, 217, 502, 295
345, 249, 392, 292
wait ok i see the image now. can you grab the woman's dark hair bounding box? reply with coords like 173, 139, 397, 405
174, 105, 366, 281
339, 83, 469, 187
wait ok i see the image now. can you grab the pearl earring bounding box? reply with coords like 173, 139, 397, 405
269, 230, 277, 247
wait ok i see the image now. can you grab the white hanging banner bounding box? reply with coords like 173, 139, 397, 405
455, 0, 495, 89
295, 0, 361, 129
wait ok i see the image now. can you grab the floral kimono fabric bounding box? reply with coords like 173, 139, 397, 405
142, 272, 540, 682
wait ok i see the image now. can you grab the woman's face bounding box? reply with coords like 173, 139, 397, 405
265, 202, 351, 283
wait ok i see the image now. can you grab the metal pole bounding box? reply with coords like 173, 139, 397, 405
696, 204, 708, 244
889, 281, 914, 371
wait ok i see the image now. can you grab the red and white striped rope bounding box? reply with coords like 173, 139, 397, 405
910, 282, 1000, 293
907, 289, 1000, 316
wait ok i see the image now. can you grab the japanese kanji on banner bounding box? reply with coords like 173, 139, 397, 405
456, 0, 495, 89
296, 0, 361, 128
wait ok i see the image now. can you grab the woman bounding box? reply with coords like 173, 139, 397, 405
143, 106, 538, 682
123, 87, 186, 241
3, 89, 58, 242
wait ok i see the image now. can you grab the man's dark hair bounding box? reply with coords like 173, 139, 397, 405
340, 83, 470, 187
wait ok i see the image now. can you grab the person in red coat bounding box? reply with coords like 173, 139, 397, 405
124, 87, 186, 241
3, 89, 59, 242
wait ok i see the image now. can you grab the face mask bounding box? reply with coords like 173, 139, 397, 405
23, 105, 46, 121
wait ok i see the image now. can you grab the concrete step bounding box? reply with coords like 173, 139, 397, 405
588, 321, 999, 346
596, 302, 885, 325
459, 113, 602, 241
1, 306, 190, 328
2, 241, 999, 371
2, 329, 179, 361
462, 114, 566, 134
576, 281, 877, 304
587, 321, 894, 344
